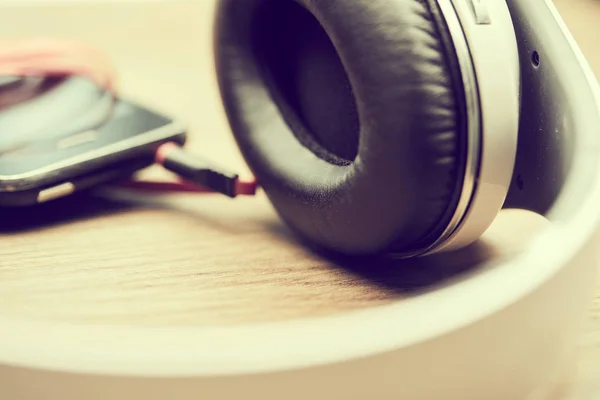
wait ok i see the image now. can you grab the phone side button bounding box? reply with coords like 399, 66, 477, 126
37, 182, 76, 203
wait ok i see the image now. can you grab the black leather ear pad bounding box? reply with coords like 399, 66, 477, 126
214, 0, 468, 255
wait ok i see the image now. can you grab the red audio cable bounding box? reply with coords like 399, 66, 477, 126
0, 37, 117, 93
119, 142, 259, 198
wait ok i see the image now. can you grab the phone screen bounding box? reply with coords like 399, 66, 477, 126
0, 77, 186, 205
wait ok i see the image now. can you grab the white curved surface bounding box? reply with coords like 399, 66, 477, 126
0, 1, 597, 400
433, 0, 522, 255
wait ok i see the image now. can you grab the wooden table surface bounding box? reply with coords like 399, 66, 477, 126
0, 0, 598, 398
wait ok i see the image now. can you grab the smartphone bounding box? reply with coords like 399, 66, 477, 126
0, 77, 186, 206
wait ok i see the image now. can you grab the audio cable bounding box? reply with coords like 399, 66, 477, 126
119, 142, 259, 198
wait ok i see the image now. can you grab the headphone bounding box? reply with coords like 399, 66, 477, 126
0, 0, 557, 261
212, 0, 522, 258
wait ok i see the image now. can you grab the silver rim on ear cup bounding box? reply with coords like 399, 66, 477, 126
404, 0, 521, 257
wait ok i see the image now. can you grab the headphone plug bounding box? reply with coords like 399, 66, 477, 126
155, 142, 257, 198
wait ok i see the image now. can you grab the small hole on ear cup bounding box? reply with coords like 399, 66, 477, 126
517, 174, 525, 190
532, 51, 540, 68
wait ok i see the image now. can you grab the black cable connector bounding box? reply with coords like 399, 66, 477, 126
156, 142, 257, 198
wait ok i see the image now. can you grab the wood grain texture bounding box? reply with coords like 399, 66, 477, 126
0, 192, 553, 326
0, 0, 597, 398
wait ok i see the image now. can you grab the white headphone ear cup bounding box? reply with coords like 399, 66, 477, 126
215, 0, 475, 256
427, 0, 521, 255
